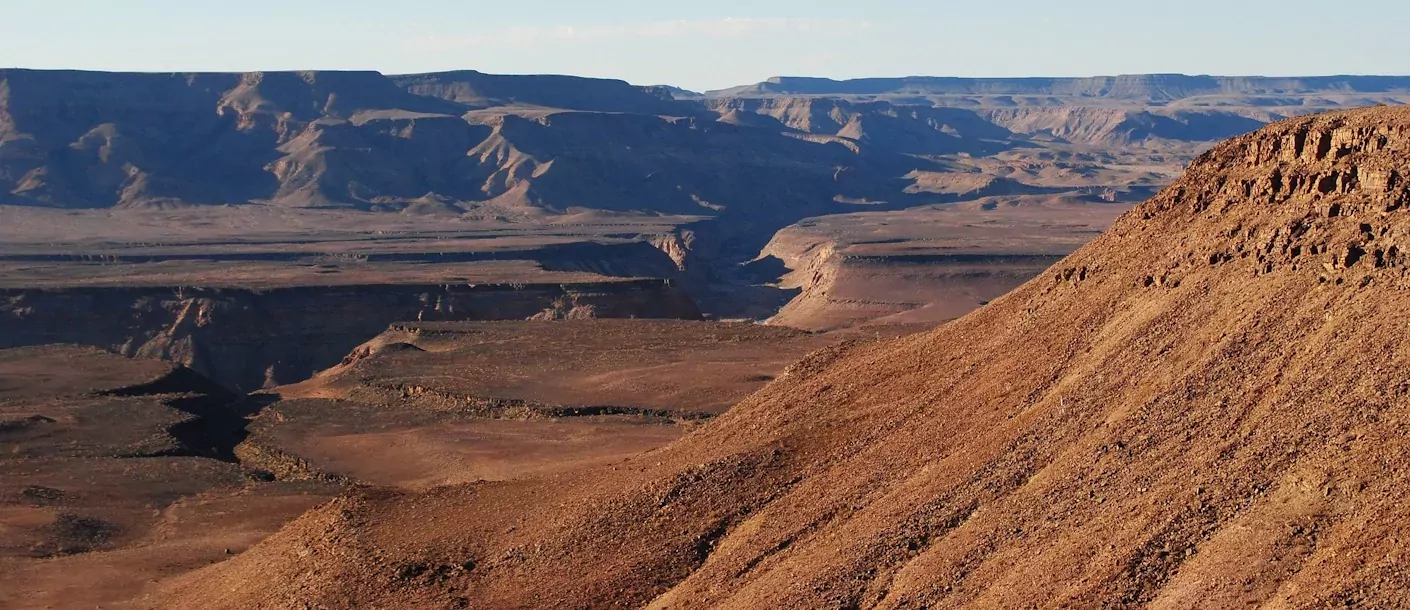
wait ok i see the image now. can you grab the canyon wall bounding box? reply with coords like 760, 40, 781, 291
0, 280, 700, 392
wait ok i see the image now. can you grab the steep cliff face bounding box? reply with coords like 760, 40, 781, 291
0, 281, 700, 392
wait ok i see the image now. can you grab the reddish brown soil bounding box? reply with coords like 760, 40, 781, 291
0, 346, 339, 610
287, 319, 843, 415
243, 320, 888, 491
1, 322, 878, 608
150, 107, 1410, 608
303, 418, 683, 490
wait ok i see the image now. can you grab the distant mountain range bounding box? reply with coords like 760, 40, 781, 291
706, 74, 1410, 101
2, 69, 1405, 214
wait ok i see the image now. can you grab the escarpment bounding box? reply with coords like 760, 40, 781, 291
713, 74, 1410, 102
147, 107, 1410, 608
0, 68, 915, 216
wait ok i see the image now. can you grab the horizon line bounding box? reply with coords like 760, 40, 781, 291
4, 66, 1410, 91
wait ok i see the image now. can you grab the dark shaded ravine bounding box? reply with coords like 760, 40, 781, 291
0, 281, 701, 392
97, 366, 267, 462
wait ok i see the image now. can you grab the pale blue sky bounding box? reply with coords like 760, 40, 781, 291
1, 0, 1406, 91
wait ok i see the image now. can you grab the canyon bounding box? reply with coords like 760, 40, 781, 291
150, 104, 1410, 609
7, 69, 1400, 386
4, 68, 1410, 608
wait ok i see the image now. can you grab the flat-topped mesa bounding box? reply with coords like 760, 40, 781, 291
708, 94, 1271, 148
217, 70, 463, 122
716, 74, 1410, 100
392, 70, 696, 115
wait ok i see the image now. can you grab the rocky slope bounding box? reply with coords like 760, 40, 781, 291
0, 280, 700, 392
150, 106, 1410, 608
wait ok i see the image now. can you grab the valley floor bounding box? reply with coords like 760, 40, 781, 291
0, 321, 911, 609
0, 198, 1133, 608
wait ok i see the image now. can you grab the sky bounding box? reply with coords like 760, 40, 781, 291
1, 0, 1407, 92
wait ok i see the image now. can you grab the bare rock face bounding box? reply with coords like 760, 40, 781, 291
150, 107, 1410, 608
